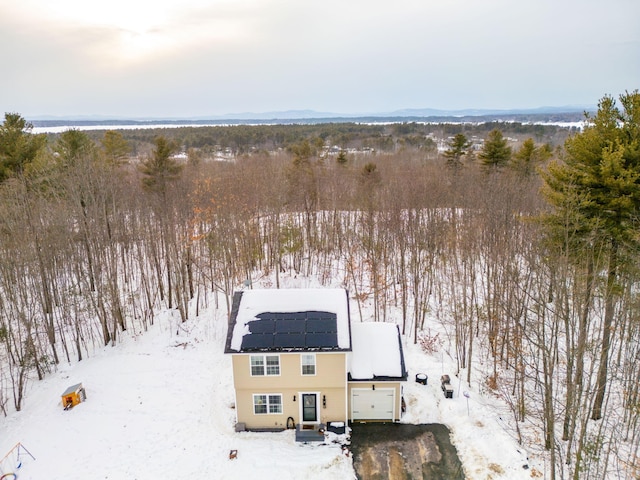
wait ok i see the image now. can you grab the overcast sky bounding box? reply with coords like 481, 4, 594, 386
1, 0, 638, 118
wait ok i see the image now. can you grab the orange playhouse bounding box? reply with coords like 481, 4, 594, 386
61, 383, 86, 410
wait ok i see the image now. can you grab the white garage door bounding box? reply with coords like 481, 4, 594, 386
351, 388, 395, 421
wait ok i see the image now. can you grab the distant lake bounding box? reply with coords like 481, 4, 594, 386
31, 120, 584, 134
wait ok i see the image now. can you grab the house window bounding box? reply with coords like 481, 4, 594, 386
301, 354, 316, 375
253, 394, 283, 414
266, 355, 280, 375
250, 355, 280, 376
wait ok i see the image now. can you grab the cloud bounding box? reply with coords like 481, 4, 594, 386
0, 0, 638, 117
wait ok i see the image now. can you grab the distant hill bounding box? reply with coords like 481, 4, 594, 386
385, 105, 594, 118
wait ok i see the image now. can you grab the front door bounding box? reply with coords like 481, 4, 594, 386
302, 393, 318, 422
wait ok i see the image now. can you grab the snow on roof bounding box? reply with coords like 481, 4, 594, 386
61, 383, 83, 396
348, 322, 405, 380
228, 288, 351, 352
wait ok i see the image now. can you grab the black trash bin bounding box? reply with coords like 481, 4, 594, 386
327, 422, 346, 434
416, 373, 428, 385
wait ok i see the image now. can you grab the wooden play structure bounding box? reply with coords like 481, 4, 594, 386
61, 383, 86, 410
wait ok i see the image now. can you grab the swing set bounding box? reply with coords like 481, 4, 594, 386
0, 442, 35, 479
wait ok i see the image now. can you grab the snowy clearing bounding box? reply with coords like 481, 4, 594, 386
0, 280, 539, 479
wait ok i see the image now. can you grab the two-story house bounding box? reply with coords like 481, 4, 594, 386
224, 288, 407, 436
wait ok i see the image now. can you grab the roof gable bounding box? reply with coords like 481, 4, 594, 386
224, 288, 352, 353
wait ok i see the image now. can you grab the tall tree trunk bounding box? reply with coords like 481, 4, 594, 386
563, 258, 594, 453
591, 247, 617, 420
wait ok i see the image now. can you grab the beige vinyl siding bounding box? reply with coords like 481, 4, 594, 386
232, 352, 346, 390
232, 352, 348, 429
235, 386, 346, 429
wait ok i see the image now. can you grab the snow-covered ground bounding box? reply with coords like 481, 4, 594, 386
0, 279, 540, 479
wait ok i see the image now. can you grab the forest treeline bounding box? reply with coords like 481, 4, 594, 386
1, 92, 639, 479
51, 120, 576, 157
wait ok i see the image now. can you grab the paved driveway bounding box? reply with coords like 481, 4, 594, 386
350, 423, 464, 480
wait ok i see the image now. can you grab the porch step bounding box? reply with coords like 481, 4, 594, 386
295, 423, 326, 442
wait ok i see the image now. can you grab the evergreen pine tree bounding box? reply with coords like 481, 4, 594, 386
0, 113, 46, 182
479, 129, 511, 171
140, 136, 183, 195
540, 90, 640, 420
443, 133, 472, 170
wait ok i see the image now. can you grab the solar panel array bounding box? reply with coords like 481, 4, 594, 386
240, 311, 339, 351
